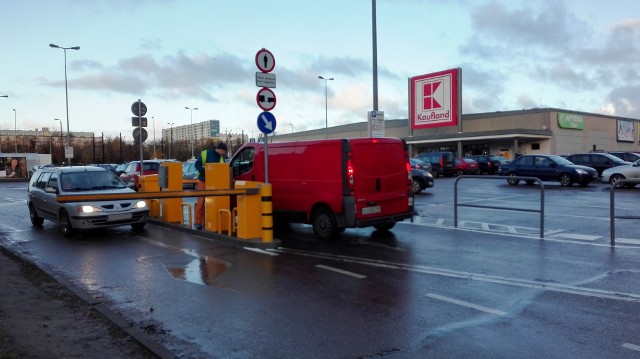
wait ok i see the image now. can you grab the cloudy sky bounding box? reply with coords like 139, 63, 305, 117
1, 0, 640, 141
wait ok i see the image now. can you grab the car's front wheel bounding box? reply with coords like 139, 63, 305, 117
29, 204, 44, 226
559, 173, 573, 187
609, 174, 626, 188
59, 210, 74, 237
411, 178, 424, 194
507, 173, 520, 185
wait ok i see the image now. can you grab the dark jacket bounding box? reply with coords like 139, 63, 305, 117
194, 149, 224, 181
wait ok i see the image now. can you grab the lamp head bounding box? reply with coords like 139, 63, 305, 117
49, 43, 59, 48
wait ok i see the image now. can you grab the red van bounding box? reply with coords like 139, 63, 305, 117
229, 138, 415, 239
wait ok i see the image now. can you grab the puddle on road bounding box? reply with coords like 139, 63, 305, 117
165, 256, 230, 287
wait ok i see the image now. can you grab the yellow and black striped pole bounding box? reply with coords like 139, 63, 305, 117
260, 183, 273, 243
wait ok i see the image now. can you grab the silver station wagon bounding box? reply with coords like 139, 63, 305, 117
28, 166, 149, 236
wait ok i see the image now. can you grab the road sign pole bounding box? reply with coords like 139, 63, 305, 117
138, 99, 144, 176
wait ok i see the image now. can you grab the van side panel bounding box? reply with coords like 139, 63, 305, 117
348, 138, 412, 220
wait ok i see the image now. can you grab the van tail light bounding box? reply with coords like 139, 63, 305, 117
347, 158, 355, 190
440, 157, 444, 168
406, 162, 412, 189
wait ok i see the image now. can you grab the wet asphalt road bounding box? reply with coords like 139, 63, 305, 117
1, 178, 640, 358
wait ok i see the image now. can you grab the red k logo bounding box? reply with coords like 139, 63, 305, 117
423, 81, 442, 110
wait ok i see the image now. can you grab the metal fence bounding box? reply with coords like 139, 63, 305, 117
609, 179, 640, 246
454, 175, 546, 238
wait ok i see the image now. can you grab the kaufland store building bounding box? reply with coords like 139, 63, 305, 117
273, 69, 640, 159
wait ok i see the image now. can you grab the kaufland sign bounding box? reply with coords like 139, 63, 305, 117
410, 68, 460, 129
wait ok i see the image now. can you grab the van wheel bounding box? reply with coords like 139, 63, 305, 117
431, 169, 440, 178
59, 210, 74, 237
374, 222, 395, 231
29, 204, 44, 226
312, 207, 338, 240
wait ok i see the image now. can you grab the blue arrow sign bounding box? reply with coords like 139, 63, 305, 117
257, 111, 277, 134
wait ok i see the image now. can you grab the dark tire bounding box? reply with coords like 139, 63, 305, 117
525, 180, 535, 185
609, 174, 625, 188
507, 173, 520, 185
559, 173, 573, 187
431, 169, 440, 178
312, 206, 338, 240
131, 222, 146, 231
411, 178, 424, 194
29, 204, 44, 227
59, 210, 74, 237
455, 169, 464, 176
374, 222, 395, 231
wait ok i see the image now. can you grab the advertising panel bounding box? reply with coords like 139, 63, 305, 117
617, 119, 635, 142
209, 120, 220, 137
1, 157, 27, 178
410, 68, 460, 130
557, 113, 584, 129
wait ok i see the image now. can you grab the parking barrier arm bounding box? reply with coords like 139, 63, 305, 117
57, 188, 259, 203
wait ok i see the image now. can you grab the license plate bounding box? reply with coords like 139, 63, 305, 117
108, 213, 132, 221
362, 205, 381, 215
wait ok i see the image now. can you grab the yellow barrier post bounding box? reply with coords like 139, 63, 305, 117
161, 162, 183, 223
204, 163, 230, 232
139, 175, 160, 217
260, 183, 273, 243
234, 180, 262, 240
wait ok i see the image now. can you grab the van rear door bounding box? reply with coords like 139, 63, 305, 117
347, 138, 412, 220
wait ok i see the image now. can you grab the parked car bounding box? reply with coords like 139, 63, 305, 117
465, 155, 502, 174
410, 168, 434, 194
119, 160, 165, 191
182, 161, 198, 189
454, 158, 479, 176
608, 151, 640, 163
564, 153, 630, 176
496, 154, 598, 187
88, 163, 117, 173
409, 158, 432, 174
27, 166, 148, 236
601, 159, 640, 188
415, 151, 455, 178
114, 162, 129, 176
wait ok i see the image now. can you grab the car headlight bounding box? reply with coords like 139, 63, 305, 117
575, 169, 587, 175
77, 205, 103, 213
135, 200, 148, 208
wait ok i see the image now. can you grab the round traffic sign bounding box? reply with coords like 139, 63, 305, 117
133, 127, 148, 142
131, 101, 147, 117
255, 48, 275, 73
257, 111, 277, 135
256, 87, 276, 111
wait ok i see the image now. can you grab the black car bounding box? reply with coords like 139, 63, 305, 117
415, 151, 455, 178
410, 168, 434, 194
564, 153, 630, 176
465, 155, 502, 174
608, 151, 640, 163
496, 154, 598, 187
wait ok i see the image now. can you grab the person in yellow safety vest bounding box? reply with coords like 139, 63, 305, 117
193, 142, 227, 230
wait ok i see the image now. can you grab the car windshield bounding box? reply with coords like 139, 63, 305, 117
60, 171, 127, 192
549, 155, 573, 165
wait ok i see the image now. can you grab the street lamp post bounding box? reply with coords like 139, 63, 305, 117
12, 109, 16, 153
167, 122, 175, 158
185, 106, 198, 159
318, 76, 334, 139
152, 116, 156, 158
0, 95, 7, 153
49, 43, 80, 164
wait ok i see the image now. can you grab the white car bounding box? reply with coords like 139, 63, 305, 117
28, 166, 149, 236
601, 159, 640, 188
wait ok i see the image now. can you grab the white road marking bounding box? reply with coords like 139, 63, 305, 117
244, 247, 279, 256
616, 238, 640, 245
553, 233, 600, 241
623, 343, 640, 352
426, 293, 507, 316
276, 247, 640, 302
315, 264, 367, 279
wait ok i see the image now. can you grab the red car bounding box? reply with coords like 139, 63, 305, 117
455, 158, 479, 176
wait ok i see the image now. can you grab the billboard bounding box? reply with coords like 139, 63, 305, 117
617, 119, 635, 142
209, 120, 220, 137
410, 68, 460, 130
